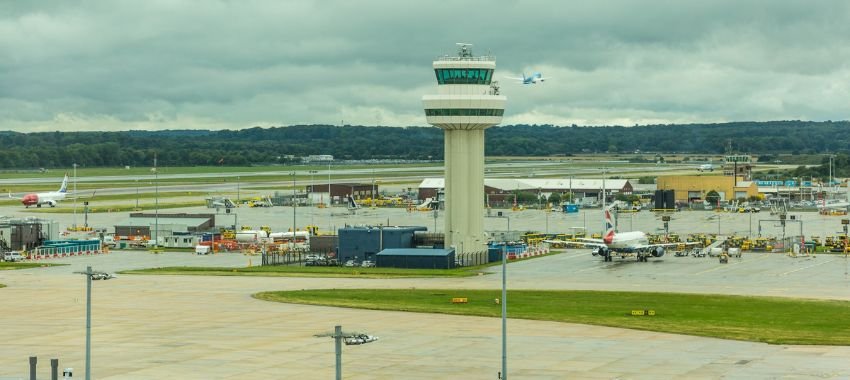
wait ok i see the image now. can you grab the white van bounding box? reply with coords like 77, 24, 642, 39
3, 251, 24, 262
195, 245, 211, 255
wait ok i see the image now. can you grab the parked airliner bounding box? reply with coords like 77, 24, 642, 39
545, 206, 696, 262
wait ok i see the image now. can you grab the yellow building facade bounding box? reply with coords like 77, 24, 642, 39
657, 175, 759, 202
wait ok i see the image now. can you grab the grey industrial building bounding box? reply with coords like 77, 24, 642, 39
114, 213, 216, 240
418, 178, 633, 205
0, 217, 59, 251
306, 183, 378, 205
337, 225, 427, 262
376, 248, 456, 269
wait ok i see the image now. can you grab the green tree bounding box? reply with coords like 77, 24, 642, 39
706, 190, 720, 205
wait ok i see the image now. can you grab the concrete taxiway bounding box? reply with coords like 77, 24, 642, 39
2, 249, 850, 379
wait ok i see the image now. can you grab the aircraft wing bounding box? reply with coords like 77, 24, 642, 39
503, 76, 525, 81
564, 239, 607, 249
633, 242, 700, 250
8, 192, 22, 200
66, 190, 97, 200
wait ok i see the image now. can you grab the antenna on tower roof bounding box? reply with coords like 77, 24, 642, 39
456, 42, 473, 57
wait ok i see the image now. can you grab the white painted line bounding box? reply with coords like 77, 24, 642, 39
780, 259, 835, 276
693, 253, 771, 275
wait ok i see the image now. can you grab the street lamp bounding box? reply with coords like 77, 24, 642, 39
309, 170, 319, 227
501, 244, 507, 380
292, 171, 297, 233
328, 162, 332, 234
73, 163, 78, 229
73, 266, 111, 380
314, 325, 378, 380
154, 154, 159, 248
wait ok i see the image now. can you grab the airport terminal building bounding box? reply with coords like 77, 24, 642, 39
418, 178, 633, 205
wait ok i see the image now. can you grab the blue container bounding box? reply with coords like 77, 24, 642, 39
563, 204, 579, 213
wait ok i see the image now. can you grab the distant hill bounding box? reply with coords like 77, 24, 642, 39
0, 121, 847, 169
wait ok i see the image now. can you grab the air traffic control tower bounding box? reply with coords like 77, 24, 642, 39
422, 43, 506, 254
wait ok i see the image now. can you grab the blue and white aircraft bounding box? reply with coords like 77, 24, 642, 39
506, 72, 547, 84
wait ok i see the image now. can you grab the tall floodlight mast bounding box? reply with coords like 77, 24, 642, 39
422, 43, 507, 254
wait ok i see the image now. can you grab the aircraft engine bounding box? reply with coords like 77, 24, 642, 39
652, 246, 665, 257
46, 200, 57, 207
593, 246, 609, 257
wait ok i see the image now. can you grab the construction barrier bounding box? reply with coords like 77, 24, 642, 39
31, 240, 104, 261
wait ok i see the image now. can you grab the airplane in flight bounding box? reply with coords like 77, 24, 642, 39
546, 205, 696, 262
10, 173, 70, 208
505, 72, 547, 85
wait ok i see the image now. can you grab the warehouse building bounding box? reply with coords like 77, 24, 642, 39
337, 225, 427, 262
657, 176, 758, 203
0, 217, 59, 251
418, 178, 632, 205
306, 183, 377, 205
376, 248, 456, 269
114, 213, 216, 241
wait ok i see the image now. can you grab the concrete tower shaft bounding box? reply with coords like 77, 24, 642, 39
422, 44, 506, 255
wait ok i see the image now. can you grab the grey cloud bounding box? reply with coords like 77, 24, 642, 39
1, 0, 849, 132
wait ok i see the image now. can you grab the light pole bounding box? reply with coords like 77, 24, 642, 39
328, 162, 332, 234
73, 163, 78, 229
309, 170, 318, 228
85, 266, 91, 380
371, 169, 376, 207
154, 154, 159, 248
292, 171, 297, 233
314, 325, 378, 380
73, 266, 108, 380
501, 244, 507, 380
433, 208, 438, 233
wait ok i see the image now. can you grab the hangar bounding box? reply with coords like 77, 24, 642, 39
417, 178, 633, 206
657, 176, 758, 202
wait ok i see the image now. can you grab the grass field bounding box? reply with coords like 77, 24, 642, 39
121, 265, 485, 278
0, 262, 64, 270
28, 200, 208, 213
254, 289, 850, 345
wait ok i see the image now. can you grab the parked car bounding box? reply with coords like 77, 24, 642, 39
3, 251, 24, 262
361, 260, 375, 268
91, 272, 115, 280
343, 260, 359, 267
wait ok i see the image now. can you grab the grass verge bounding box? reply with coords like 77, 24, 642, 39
0, 262, 64, 270
28, 201, 207, 213
253, 289, 850, 345
121, 265, 486, 278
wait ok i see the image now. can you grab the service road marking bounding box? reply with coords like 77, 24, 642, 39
693, 253, 771, 275
779, 259, 835, 276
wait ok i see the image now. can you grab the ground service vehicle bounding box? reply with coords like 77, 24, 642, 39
3, 251, 24, 262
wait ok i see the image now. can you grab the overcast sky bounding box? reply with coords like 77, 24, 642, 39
2, 1, 849, 132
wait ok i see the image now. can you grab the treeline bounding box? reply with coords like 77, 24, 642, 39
0, 120, 848, 169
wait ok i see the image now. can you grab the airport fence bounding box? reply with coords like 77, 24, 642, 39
261, 252, 305, 266
455, 251, 489, 267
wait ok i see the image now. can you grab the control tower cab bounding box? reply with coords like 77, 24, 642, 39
422, 43, 507, 255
